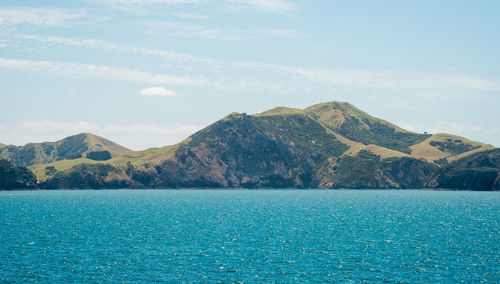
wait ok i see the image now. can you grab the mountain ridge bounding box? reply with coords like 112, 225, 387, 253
0, 133, 131, 167
1, 101, 498, 190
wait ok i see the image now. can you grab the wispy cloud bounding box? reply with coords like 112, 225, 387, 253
0, 57, 206, 86
1, 120, 203, 150
5, 34, 500, 94
90, 0, 296, 14
144, 20, 303, 40
238, 62, 500, 91
144, 21, 225, 39
259, 28, 303, 39
173, 12, 209, 19
98, 0, 201, 3
13, 34, 214, 65
0, 57, 290, 92
139, 86, 178, 96
0, 7, 86, 27
225, 0, 297, 14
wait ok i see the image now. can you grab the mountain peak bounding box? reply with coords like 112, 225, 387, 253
255, 107, 304, 117
304, 101, 429, 153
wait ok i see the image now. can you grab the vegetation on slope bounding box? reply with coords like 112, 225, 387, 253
305, 102, 431, 153
431, 149, 500, 191
0, 159, 38, 190
39, 163, 138, 189
4, 101, 497, 190
313, 150, 437, 189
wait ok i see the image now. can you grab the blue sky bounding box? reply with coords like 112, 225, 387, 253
1, 0, 499, 150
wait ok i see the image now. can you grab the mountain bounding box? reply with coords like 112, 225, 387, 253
0, 133, 131, 167
2, 101, 497, 190
305, 102, 431, 153
0, 159, 38, 190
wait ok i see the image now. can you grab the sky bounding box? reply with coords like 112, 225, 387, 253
0, 0, 499, 150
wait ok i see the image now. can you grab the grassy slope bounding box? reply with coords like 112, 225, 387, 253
304, 102, 493, 162
304, 102, 430, 153
254, 106, 409, 159
254, 107, 305, 117
29, 158, 102, 182
110, 143, 181, 167
410, 133, 495, 162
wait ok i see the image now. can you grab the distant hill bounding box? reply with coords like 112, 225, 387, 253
2, 101, 497, 190
0, 133, 130, 167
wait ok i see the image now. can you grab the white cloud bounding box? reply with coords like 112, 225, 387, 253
1, 120, 203, 150
0, 7, 86, 27
139, 86, 178, 96
225, 0, 297, 14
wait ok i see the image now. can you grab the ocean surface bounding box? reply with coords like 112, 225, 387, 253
0, 190, 498, 283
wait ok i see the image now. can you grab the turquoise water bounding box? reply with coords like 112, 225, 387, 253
0, 190, 498, 283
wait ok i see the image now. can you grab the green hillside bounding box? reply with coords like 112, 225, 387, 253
0, 133, 130, 167
4, 101, 495, 190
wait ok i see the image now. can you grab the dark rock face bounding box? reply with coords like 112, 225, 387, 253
435, 170, 499, 191
0, 159, 38, 190
156, 114, 330, 188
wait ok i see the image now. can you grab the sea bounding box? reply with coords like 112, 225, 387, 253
0, 190, 498, 283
